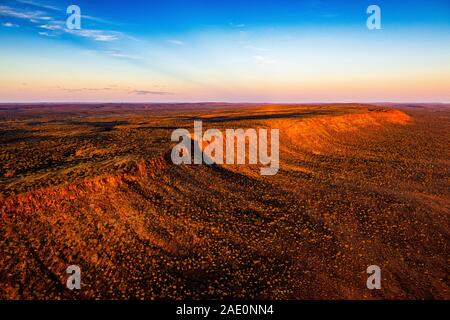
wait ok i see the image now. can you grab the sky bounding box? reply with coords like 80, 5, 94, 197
0, 0, 449, 103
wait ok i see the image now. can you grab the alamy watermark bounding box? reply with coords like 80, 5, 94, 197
171, 121, 279, 175
366, 265, 381, 289
66, 5, 81, 30
66, 265, 81, 290
367, 5, 382, 30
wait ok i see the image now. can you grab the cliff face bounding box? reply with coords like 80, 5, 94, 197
278, 109, 412, 154
0, 105, 448, 299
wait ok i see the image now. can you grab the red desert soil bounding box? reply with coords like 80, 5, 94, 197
0, 103, 449, 299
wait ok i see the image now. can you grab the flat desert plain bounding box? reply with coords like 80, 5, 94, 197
0, 103, 449, 299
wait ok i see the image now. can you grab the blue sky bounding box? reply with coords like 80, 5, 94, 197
0, 0, 449, 102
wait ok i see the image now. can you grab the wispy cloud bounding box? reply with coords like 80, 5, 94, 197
2, 4, 123, 42
0, 4, 46, 20
3, 2, 146, 74
2, 22, 19, 27
167, 39, 184, 46
38, 31, 56, 37
81, 14, 122, 26
15, 0, 61, 12
131, 90, 173, 95
36, 21, 121, 41
16, 1, 118, 25
66, 28, 121, 41
57, 86, 115, 92
57, 86, 173, 96
39, 23, 61, 30
102, 50, 142, 61
253, 55, 278, 65
83, 49, 143, 63
16, 1, 116, 24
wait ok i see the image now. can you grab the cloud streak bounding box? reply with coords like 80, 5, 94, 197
57, 86, 173, 96
2, 22, 19, 27
0, 4, 47, 20
131, 90, 173, 95
167, 39, 184, 46
15, 0, 61, 12
65, 28, 121, 41
2, 4, 123, 42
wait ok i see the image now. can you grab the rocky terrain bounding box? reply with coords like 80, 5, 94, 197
0, 103, 449, 299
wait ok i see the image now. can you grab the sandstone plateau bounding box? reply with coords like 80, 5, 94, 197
0, 103, 449, 299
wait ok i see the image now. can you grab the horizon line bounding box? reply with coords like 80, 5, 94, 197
0, 101, 449, 105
